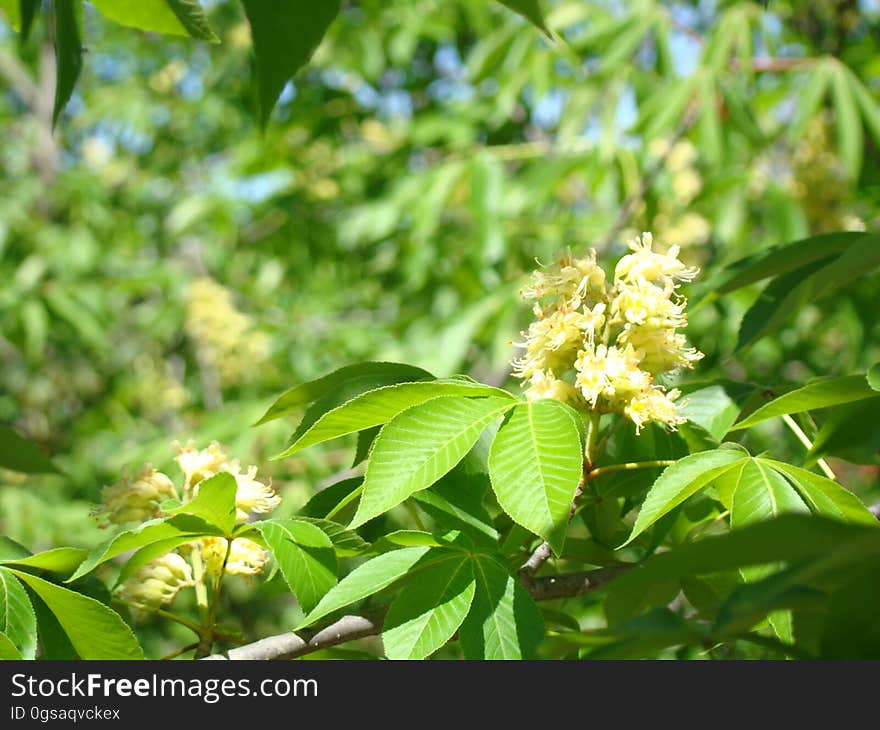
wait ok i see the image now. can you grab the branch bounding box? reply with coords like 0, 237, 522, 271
202, 567, 625, 660
521, 566, 626, 602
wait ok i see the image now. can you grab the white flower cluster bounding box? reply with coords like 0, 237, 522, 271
513, 233, 703, 432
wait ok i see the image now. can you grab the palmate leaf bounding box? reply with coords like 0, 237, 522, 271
459, 555, 544, 660
257, 520, 337, 613
7, 569, 143, 660
241, 0, 342, 126
382, 555, 475, 660
0, 569, 36, 659
275, 379, 509, 459
488, 400, 583, 555
350, 395, 515, 528
624, 448, 748, 545
728, 374, 879, 431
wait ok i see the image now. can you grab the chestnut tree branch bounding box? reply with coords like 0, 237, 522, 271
202, 567, 626, 660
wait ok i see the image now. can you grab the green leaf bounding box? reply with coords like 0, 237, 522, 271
497, 0, 551, 36
694, 232, 861, 302
68, 518, 206, 583
350, 395, 515, 528
734, 256, 834, 352
298, 546, 438, 629
89, 0, 217, 40
382, 555, 475, 660
608, 515, 880, 617
258, 362, 432, 426
459, 555, 544, 659
241, 0, 342, 126
0, 547, 87, 577
0, 0, 20, 29
580, 608, 707, 659
488, 400, 583, 555
164, 472, 237, 535
413, 470, 499, 545
0, 537, 30, 562
257, 520, 336, 613
0, 569, 36, 659
727, 459, 807, 527
0, 424, 60, 474
820, 562, 880, 659
831, 62, 862, 179
295, 517, 370, 557
729, 375, 878, 431
849, 67, 880, 149
19, 0, 38, 41
0, 632, 22, 659
52, 0, 82, 127
352, 426, 379, 467
762, 459, 877, 525
114, 536, 201, 588
275, 379, 510, 459
299, 478, 363, 521
869, 364, 880, 392
624, 449, 748, 545
791, 62, 831, 138
677, 383, 753, 441
805, 398, 880, 467
8, 569, 143, 659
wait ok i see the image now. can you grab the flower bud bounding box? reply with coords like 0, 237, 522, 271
117, 552, 193, 608
98, 465, 176, 526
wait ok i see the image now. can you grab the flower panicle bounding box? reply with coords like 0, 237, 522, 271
512, 232, 702, 433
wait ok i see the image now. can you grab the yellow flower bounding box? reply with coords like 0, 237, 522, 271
512, 304, 605, 380
98, 465, 176, 526
174, 440, 230, 493
202, 537, 268, 577
524, 371, 583, 407
228, 464, 281, 524
512, 233, 702, 433
117, 552, 193, 608
520, 249, 606, 308
624, 387, 685, 433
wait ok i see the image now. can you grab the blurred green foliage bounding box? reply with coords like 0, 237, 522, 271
1, 0, 879, 657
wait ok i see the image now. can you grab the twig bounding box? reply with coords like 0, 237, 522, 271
201, 567, 626, 660
781, 414, 836, 480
